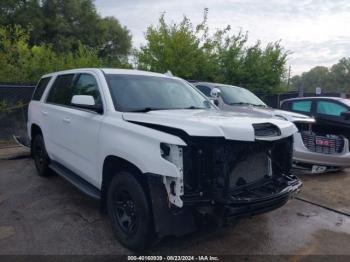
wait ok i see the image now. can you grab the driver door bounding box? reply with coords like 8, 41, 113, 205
313, 100, 350, 138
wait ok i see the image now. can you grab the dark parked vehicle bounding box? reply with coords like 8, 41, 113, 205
280, 97, 350, 140
280, 97, 350, 171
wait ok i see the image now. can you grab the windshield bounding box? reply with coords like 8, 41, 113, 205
106, 74, 211, 112
218, 85, 267, 107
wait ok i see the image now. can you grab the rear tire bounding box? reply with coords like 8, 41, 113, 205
107, 171, 155, 250
32, 134, 51, 177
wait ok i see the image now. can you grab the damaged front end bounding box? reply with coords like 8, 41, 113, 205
148, 131, 301, 238
181, 135, 301, 217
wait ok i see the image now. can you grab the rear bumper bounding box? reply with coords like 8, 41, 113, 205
293, 132, 350, 168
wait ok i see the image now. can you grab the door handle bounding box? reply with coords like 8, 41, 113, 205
62, 117, 71, 124
41, 110, 48, 116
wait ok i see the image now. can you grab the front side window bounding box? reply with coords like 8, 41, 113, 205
46, 74, 75, 105
218, 85, 267, 107
196, 85, 212, 97
32, 77, 51, 101
291, 100, 312, 113
316, 101, 347, 116
72, 74, 102, 106
106, 74, 211, 112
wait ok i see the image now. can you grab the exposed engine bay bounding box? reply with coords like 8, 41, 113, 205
180, 136, 299, 208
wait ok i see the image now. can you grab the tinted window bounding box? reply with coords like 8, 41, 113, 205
106, 74, 211, 112
32, 77, 51, 101
219, 85, 267, 107
46, 74, 75, 105
291, 101, 312, 113
72, 74, 102, 106
196, 85, 212, 97
317, 101, 347, 116
280, 101, 291, 110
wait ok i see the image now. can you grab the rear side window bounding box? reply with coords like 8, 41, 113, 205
46, 74, 75, 105
196, 85, 212, 97
291, 100, 312, 113
32, 77, 51, 101
316, 101, 347, 116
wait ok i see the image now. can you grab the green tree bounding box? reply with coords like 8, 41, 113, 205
0, 0, 132, 64
97, 17, 132, 66
302, 66, 331, 92
0, 25, 101, 83
219, 40, 288, 93
136, 10, 289, 94
330, 58, 350, 92
290, 59, 350, 93
137, 14, 208, 79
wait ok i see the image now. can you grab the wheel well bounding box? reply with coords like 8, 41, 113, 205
101, 155, 149, 212
31, 124, 42, 140
30, 124, 42, 155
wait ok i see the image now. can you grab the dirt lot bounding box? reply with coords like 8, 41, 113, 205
0, 149, 349, 256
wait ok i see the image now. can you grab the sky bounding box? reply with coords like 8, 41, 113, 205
95, 0, 350, 76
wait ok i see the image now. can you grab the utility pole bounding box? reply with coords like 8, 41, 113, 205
299, 82, 304, 97
287, 66, 291, 90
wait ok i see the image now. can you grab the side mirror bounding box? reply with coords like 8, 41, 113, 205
71, 95, 103, 114
210, 88, 221, 99
341, 111, 350, 120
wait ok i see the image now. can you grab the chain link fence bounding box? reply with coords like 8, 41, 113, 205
0, 83, 35, 146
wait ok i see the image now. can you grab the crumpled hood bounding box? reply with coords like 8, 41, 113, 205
222, 106, 315, 123
123, 109, 297, 142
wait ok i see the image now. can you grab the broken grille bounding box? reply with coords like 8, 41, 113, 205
301, 131, 344, 154
182, 136, 293, 201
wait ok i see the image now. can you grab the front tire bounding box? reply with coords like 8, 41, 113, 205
107, 171, 155, 250
32, 134, 51, 177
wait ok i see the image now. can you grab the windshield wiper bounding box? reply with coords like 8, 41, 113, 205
229, 102, 267, 108
254, 104, 269, 108
127, 107, 168, 113
181, 106, 207, 109
229, 102, 252, 106
127, 106, 208, 112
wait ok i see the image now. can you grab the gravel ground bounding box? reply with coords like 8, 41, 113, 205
0, 153, 349, 257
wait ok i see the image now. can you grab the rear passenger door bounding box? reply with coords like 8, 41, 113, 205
43, 74, 76, 165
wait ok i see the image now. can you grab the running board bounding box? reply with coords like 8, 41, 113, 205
49, 162, 101, 200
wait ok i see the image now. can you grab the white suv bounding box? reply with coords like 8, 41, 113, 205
28, 68, 301, 249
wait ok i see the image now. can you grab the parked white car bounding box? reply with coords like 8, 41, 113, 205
193, 81, 350, 173
28, 69, 301, 249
